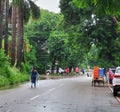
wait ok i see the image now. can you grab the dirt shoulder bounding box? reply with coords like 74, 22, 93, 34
39, 74, 77, 80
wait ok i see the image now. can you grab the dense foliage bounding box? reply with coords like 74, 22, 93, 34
59, 0, 120, 68
0, 49, 29, 87
73, 0, 120, 16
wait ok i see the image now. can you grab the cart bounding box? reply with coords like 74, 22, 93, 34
92, 66, 104, 86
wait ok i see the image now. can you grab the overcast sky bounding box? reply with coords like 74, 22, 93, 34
34, 0, 60, 13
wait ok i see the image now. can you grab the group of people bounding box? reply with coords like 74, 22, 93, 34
65, 66, 85, 75
30, 66, 85, 88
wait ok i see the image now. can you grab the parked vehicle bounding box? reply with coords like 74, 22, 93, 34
113, 66, 120, 96
46, 67, 64, 74
59, 67, 65, 74
92, 66, 104, 86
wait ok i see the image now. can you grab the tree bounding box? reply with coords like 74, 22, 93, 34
47, 30, 68, 71
17, 0, 24, 67
72, 0, 120, 16
11, 2, 17, 66
25, 9, 61, 73
60, 0, 92, 27
59, 0, 93, 68
10, 0, 40, 67
4, 0, 9, 55
59, 0, 120, 68
0, 0, 3, 48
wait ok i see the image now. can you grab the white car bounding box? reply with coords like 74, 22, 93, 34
46, 67, 64, 74
113, 67, 120, 96
58, 67, 65, 74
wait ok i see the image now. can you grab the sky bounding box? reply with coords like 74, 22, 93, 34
34, 0, 60, 13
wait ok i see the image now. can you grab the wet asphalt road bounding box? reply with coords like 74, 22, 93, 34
0, 75, 120, 112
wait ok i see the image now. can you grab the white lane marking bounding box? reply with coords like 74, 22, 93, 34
109, 86, 113, 92
49, 88, 55, 92
109, 86, 120, 103
30, 88, 56, 101
59, 84, 64, 87
116, 96, 120, 103
6, 110, 11, 112
30, 95, 40, 101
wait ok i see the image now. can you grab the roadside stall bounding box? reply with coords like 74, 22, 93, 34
92, 66, 104, 86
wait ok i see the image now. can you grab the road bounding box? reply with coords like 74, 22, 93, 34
0, 75, 120, 112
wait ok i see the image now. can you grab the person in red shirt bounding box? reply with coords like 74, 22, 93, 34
75, 66, 79, 75
65, 67, 69, 75
108, 69, 114, 85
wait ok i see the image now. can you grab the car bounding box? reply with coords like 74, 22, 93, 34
112, 66, 120, 96
58, 67, 65, 74
46, 67, 64, 74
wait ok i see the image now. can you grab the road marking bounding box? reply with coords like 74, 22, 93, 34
49, 88, 55, 92
116, 97, 120, 103
30, 95, 40, 101
109, 86, 120, 103
109, 86, 113, 92
59, 84, 64, 87
6, 110, 11, 112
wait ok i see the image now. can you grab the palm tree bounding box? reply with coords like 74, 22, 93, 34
4, 0, 9, 55
17, 0, 23, 67
0, 0, 3, 48
11, 0, 40, 67
11, 2, 17, 66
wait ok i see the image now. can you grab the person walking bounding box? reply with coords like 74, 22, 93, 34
30, 67, 38, 88
81, 68, 85, 75
75, 66, 79, 75
108, 69, 114, 86
65, 67, 69, 75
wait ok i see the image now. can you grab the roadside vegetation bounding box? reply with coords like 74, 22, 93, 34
0, 49, 29, 87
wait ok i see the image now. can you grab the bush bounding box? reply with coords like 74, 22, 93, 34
21, 62, 30, 73
0, 49, 30, 88
0, 75, 9, 87
0, 49, 10, 77
7, 67, 29, 85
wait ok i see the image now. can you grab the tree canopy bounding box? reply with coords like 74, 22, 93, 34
73, 0, 120, 16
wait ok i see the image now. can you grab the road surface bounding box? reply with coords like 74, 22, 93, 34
0, 75, 120, 112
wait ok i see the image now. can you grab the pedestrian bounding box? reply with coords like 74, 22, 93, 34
81, 68, 85, 75
105, 69, 109, 83
108, 69, 114, 86
75, 66, 79, 75
87, 73, 89, 77
30, 67, 38, 88
65, 67, 69, 75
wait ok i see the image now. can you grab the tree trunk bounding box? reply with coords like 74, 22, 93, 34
0, 0, 3, 48
4, 0, 9, 55
17, 5, 24, 68
11, 5, 17, 66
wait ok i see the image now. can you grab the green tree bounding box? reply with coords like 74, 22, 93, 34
72, 0, 120, 16
59, 0, 93, 68
0, 0, 3, 48
59, 0, 120, 68
25, 9, 63, 73
10, 0, 40, 67
47, 30, 69, 72
11, 2, 17, 66
4, 0, 9, 55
